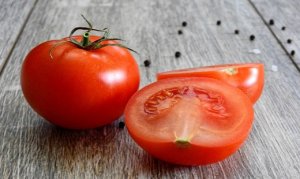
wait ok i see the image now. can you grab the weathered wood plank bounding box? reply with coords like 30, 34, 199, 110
1, 0, 300, 178
0, 0, 37, 75
250, 0, 300, 69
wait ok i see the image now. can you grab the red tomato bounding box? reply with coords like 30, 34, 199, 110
21, 35, 140, 129
157, 63, 264, 103
125, 77, 254, 165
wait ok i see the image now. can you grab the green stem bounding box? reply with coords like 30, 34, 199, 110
65, 15, 137, 53
82, 32, 90, 46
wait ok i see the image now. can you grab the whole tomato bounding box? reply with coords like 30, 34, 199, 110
21, 19, 140, 129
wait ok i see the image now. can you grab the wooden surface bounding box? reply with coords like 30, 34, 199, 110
1, 0, 300, 178
0, 0, 37, 73
251, 0, 300, 68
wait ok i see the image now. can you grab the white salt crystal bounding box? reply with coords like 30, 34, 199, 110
249, 49, 261, 54
271, 65, 278, 72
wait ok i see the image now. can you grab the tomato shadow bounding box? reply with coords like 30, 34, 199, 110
23, 119, 249, 176
135, 153, 207, 177
26, 119, 122, 173
137, 150, 248, 177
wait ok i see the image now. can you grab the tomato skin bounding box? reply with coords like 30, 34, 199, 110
129, 135, 248, 165
157, 63, 264, 104
125, 77, 254, 165
21, 36, 140, 129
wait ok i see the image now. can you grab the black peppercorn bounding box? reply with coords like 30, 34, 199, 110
144, 60, 151, 67
175, 51, 181, 58
182, 21, 187, 27
269, 19, 274, 25
216, 20, 221, 26
290, 50, 295, 56
250, 35, 255, 41
119, 121, 125, 129
234, 29, 239, 34
178, 30, 183, 35
287, 39, 292, 44
281, 26, 286, 31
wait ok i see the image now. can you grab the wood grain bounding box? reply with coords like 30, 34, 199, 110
1, 0, 300, 178
0, 0, 37, 74
250, 0, 300, 69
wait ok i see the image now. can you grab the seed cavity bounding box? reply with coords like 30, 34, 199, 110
144, 86, 228, 117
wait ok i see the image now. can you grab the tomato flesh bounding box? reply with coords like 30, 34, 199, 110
157, 63, 264, 103
125, 77, 254, 165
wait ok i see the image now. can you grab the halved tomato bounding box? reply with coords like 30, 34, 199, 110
125, 77, 254, 165
157, 63, 264, 103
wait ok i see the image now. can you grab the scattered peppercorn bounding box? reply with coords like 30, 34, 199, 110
144, 59, 151, 67
269, 19, 274, 25
290, 50, 295, 56
178, 30, 183, 35
287, 39, 292, 44
216, 20, 221, 26
182, 21, 187, 27
281, 26, 286, 31
175, 51, 181, 58
250, 35, 255, 41
234, 29, 239, 34
119, 121, 125, 129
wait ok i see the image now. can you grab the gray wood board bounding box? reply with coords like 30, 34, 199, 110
250, 0, 300, 68
0, 0, 37, 74
1, 0, 300, 178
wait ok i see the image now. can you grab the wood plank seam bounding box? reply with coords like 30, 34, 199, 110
247, 0, 300, 73
0, 0, 39, 78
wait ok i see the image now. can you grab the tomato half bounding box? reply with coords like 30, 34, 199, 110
157, 63, 264, 103
125, 77, 254, 165
21, 35, 140, 129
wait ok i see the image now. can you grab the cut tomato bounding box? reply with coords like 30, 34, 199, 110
157, 63, 264, 103
125, 77, 254, 165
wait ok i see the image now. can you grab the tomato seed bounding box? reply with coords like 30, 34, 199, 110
155, 95, 166, 100
146, 106, 158, 111
175, 51, 181, 58
119, 121, 125, 129
287, 39, 292, 44
146, 100, 159, 105
162, 90, 173, 97
144, 60, 151, 67
250, 35, 255, 41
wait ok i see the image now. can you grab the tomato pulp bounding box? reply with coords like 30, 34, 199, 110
21, 36, 140, 129
157, 63, 264, 103
125, 77, 254, 165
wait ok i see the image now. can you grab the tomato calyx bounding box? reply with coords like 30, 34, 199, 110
69, 15, 137, 51
50, 15, 136, 59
